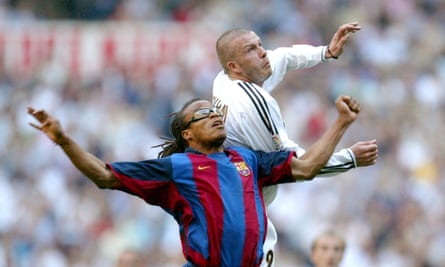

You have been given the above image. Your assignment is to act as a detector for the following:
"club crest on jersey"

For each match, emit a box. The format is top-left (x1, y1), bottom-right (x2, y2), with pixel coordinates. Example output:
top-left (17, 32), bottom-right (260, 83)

top-left (272, 134), bottom-right (283, 151)
top-left (234, 161), bottom-right (250, 176)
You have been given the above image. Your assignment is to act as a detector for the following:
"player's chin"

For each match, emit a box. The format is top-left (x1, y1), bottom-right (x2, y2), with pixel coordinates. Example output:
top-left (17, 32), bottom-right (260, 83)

top-left (261, 68), bottom-right (272, 81)
top-left (211, 135), bottom-right (226, 147)
top-left (265, 63), bottom-right (272, 74)
top-left (207, 126), bottom-right (226, 139)
top-left (217, 132), bottom-right (226, 141)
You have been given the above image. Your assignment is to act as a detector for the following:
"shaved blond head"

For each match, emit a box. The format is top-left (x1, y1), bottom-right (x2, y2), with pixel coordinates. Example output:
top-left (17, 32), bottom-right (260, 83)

top-left (216, 29), bottom-right (252, 72)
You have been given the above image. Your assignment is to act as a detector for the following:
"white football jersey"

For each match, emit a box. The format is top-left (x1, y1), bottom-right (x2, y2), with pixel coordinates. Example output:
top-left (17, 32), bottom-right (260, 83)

top-left (212, 44), bottom-right (356, 267)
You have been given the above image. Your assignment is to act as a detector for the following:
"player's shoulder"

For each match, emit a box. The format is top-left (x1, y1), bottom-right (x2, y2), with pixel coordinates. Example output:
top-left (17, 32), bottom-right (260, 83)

top-left (213, 71), bottom-right (228, 87)
top-left (226, 146), bottom-right (258, 159)
top-left (213, 72), bottom-right (238, 91)
top-left (213, 75), bottom-right (245, 104)
top-left (226, 145), bottom-right (249, 154)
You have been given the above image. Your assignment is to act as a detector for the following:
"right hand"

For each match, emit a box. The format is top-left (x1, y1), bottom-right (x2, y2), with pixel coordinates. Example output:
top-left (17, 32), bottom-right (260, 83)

top-left (327, 22), bottom-right (361, 58)
top-left (335, 95), bottom-right (361, 124)
top-left (28, 107), bottom-right (66, 145)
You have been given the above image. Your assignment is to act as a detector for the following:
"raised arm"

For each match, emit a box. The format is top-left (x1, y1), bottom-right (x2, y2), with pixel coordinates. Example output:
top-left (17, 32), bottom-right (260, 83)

top-left (325, 22), bottom-right (361, 59)
top-left (27, 107), bottom-right (120, 189)
top-left (290, 96), bottom-right (362, 180)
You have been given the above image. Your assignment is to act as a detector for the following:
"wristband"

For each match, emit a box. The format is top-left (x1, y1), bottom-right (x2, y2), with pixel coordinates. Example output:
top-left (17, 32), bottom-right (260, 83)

top-left (327, 47), bottom-right (338, 59)
top-left (346, 148), bottom-right (357, 168)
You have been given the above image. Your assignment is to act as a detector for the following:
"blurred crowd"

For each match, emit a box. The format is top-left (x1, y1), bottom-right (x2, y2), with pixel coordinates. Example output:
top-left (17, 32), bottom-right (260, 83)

top-left (1, 0), bottom-right (445, 266)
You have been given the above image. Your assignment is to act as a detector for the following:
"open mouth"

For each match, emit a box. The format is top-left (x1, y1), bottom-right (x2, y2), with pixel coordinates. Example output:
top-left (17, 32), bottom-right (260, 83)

top-left (212, 120), bottom-right (224, 127)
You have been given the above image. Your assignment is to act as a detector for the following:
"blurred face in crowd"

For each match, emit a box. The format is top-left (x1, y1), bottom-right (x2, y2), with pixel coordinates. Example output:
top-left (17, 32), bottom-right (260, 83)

top-left (310, 231), bottom-right (346, 267)
top-left (116, 250), bottom-right (143, 267)
top-left (181, 100), bottom-right (226, 150)
top-left (218, 30), bottom-right (272, 86)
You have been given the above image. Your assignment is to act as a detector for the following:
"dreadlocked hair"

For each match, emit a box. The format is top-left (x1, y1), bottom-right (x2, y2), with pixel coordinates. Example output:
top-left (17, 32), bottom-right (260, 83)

top-left (153, 98), bottom-right (204, 158)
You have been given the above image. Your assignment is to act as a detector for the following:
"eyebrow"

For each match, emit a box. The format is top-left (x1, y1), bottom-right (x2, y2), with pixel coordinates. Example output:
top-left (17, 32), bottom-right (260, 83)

top-left (193, 106), bottom-right (212, 111)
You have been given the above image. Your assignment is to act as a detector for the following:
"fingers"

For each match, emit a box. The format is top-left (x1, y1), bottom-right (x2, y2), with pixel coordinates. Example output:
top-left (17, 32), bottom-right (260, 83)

top-left (29, 120), bottom-right (52, 130)
top-left (334, 23), bottom-right (360, 46)
top-left (28, 106), bottom-right (51, 132)
top-left (28, 107), bottom-right (49, 122)
top-left (351, 103), bottom-right (361, 113)
top-left (344, 22), bottom-right (359, 27)
top-left (341, 22), bottom-right (361, 33)
top-left (344, 96), bottom-right (361, 113)
top-left (356, 151), bottom-right (378, 166)
top-left (361, 139), bottom-right (377, 145)
top-left (361, 151), bottom-right (378, 166)
top-left (29, 122), bottom-right (41, 130)
top-left (359, 157), bottom-right (378, 166)
top-left (353, 140), bottom-right (379, 166)
top-left (350, 140), bottom-right (378, 152)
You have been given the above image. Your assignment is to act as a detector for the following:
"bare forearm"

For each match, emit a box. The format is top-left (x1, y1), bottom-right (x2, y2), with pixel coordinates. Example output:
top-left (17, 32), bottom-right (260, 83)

top-left (291, 118), bottom-right (350, 180)
top-left (58, 136), bottom-right (120, 188)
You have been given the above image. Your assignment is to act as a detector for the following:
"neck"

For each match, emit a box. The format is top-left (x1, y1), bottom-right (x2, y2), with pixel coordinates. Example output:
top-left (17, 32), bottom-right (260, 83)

top-left (227, 73), bottom-right (263, 87)
top-left (189, 145), bottom-right (224, 155)
top-left (188, 139), bottom-right (225, 155)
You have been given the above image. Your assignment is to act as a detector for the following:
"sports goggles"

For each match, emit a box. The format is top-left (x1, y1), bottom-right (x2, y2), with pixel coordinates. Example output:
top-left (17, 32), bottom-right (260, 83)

top-left (185, 107), bottom-right (223, 128)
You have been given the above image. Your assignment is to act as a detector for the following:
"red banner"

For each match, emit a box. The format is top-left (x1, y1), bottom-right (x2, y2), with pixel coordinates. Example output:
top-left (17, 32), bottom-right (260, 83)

top-left (0, 22), bottom-right (219, 78)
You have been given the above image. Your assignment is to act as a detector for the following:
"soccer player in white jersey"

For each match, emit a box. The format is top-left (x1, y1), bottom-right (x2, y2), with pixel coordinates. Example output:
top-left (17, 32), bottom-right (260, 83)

top-left (212, 22), bottom-right (378, 267)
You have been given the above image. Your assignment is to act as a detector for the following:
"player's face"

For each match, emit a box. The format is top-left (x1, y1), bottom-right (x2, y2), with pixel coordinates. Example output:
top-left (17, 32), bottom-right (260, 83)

top-left (231, 31), bottom-right (272, 86)
top-left (310, 235), bottom-right (345, 267)
top-left (182, 100), bottom-right (226, 147)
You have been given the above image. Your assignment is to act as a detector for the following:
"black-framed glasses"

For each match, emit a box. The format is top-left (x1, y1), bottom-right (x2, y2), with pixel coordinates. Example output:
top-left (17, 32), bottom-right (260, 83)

top-left (185, 107), bottom-right (223, 129)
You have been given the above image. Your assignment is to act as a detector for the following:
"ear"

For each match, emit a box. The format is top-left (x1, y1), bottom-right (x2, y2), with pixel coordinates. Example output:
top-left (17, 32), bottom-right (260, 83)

top-left (227, 61), bottom-right (242, 74)
top-left (182, 128), bottom-right (193, 142)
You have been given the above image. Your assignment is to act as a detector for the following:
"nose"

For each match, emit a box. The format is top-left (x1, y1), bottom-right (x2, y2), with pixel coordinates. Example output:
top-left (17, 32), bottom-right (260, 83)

top-left (259, 47), bottom-right (267, 58)
top-left (208, 109), bottom-right (222, 118)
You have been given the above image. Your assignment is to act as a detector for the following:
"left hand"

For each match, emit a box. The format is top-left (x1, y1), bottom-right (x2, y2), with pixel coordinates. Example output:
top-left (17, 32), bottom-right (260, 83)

top-left (349, 139), bottom-right (378, 166)
top-left (326, 22), bottom-right (361, 59)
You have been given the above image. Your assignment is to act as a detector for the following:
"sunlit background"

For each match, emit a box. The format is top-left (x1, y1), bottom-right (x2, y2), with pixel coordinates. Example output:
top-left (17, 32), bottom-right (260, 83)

top-left (1, 0), bottom-right (445, 266)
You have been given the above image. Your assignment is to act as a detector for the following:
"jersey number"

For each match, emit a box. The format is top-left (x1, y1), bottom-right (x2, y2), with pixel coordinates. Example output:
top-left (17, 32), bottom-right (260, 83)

top-left (266, 250), bottom-right (274, 267)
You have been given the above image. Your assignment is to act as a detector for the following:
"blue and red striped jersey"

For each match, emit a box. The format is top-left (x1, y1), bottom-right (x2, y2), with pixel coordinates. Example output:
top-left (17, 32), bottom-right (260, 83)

top-left (107, 147), bottom-right (295, 267)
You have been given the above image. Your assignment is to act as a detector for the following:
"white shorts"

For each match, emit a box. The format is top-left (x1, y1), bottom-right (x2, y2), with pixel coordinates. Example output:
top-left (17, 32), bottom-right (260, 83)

top-left (260, 217), bottom-right (277, 267)
top-left (260, 185), bottom-right (279, 267)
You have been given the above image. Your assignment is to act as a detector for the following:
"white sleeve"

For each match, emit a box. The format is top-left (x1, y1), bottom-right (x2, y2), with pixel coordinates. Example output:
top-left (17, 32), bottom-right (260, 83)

top-left (295, 146), bottom-right (357, 177)
top-left (263, 45), bottom-right (326, 92)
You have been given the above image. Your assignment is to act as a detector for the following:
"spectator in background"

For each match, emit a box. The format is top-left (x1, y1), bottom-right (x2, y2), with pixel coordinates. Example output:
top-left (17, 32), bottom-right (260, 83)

top-left (115, 249), bottom-right (144, 267)
top-left (310, 229), bottom-right (346, 267)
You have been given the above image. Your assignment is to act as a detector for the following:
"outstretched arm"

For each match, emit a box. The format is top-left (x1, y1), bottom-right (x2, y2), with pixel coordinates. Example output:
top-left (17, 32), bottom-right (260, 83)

top-left (290, 96), bottom-right (361, 180)
top-left (325, 22), bottom-right (361, 59)
top-left (27, 107), bottom-right (120, 189)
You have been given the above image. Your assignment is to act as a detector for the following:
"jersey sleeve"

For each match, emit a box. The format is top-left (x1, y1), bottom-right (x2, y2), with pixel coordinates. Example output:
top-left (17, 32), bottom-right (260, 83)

top-left (106, 158), bottom-right (174, 207)
top-left (291, 146), bottom-right (356, 177)
top-left (316, 148), bottom-right (356, 176)
top-left (253, 150), bottom-right (296, 187)
top-left (264, 45), bottom-right (325, 92)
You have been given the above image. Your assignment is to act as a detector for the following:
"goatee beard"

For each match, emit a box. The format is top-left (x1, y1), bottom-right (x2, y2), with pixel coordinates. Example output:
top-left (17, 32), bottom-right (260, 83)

top-left (209, 136), bottom-right (225, 148)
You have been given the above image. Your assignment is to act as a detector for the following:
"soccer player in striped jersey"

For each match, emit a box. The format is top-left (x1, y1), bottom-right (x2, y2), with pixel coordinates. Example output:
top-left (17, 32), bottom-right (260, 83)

top-left (28, 95), bottom-right (360, 267)
top-left (212, 22), bottom-right (378, 267)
